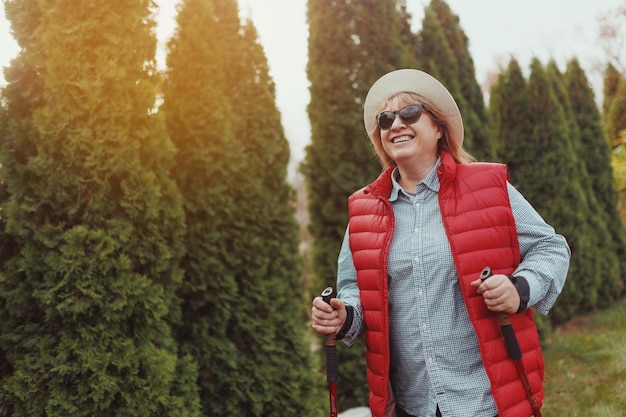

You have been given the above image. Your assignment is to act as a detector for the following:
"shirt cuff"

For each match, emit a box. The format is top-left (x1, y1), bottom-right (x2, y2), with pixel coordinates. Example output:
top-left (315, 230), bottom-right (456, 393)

top-left (335, 305), bottom-right (354, 340)
top-left (507, 274), bottom-right (530, 313)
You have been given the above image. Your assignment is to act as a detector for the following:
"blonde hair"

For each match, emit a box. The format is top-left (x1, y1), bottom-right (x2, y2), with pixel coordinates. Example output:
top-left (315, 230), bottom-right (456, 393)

top-left (367, 92), bottom-right (475, 169)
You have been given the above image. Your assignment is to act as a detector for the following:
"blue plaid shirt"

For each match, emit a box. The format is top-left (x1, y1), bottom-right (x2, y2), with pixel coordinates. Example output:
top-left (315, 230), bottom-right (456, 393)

top-left (337, 159), bottom-right (570, 417)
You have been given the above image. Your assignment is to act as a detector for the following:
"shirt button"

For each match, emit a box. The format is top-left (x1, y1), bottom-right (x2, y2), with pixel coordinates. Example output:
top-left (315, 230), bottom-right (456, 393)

top-left (415, 202), bottom-right (421, 208)
top-left (414, 227), bottom-right (419, 233)
top-left (417, 289), bottom-right (423, 297)
top-left (421, 323), bottom-right (428, 330)
top-left (427, 357), bottom-right (433, 363)
top-left (414, 256), bottom-right (420, 263)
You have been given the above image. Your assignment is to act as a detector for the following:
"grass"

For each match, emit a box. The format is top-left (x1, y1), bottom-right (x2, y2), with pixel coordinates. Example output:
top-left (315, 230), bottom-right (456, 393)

top-left (542, 297), bottom-right (626, 416)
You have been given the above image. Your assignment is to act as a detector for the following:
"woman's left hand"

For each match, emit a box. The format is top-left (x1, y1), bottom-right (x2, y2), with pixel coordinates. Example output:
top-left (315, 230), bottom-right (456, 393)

top-left (470, 274), bottom-right (520, 314)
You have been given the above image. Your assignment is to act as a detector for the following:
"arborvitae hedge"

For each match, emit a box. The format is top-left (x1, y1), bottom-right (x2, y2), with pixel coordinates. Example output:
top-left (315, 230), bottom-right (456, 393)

top-left (162, 0), bottom-right (321, 415)
top-left (603, 63), bottom-right (626, 146)
top-left (489, 58), bottom-right (532, 166)
top-left (602, 63), bottom-right (622, 118)
top-left (605, 76), bottom-right (626, 148)
top-left (423, 0), bottom-right (494, 159)
top-left (547, 61), bottom-right (621, 310)
top-left (0, 0), bottom-right (200, 415)
top-left (564, 59), bottom-right (626, 300)
top-left (490, 58), bottom-right (624, 324)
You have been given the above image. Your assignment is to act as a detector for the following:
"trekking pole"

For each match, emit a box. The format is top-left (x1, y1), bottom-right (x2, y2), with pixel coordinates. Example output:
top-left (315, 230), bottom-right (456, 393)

top-left (321, 286), bottom-right (338, 417)
top-left (480, 267), bottom-right (543, 417)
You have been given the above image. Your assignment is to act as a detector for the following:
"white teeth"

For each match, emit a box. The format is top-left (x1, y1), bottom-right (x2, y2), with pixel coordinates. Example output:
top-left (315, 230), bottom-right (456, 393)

top-left (392, 136), bottom-right (412, 144)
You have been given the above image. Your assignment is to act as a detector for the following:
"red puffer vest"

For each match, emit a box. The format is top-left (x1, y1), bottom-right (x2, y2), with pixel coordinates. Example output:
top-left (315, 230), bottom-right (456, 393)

top-left (347, 151), bottom-right (544, 417)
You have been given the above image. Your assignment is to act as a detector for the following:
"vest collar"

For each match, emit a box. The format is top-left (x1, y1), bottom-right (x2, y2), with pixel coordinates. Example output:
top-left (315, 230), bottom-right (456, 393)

top-left (366, 151), bottom-right (457, 200)
top-left (436, 150), bottom-right (458, 187)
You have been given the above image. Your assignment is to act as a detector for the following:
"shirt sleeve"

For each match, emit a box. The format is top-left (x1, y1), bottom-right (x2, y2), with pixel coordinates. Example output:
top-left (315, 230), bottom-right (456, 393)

top-left (336, 226), bottom-right (365, 346)
top-left (508, 182), bottom-right (571, 314)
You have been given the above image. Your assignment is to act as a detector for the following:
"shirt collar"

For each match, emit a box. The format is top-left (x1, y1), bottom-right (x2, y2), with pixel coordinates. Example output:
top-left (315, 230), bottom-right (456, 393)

top-left (389, 157), bottom-right (441, 201)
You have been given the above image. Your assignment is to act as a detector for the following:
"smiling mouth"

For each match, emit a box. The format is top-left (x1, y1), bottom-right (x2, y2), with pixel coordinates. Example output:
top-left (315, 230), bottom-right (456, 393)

top-left (391, 135), bottom-right (412, 144)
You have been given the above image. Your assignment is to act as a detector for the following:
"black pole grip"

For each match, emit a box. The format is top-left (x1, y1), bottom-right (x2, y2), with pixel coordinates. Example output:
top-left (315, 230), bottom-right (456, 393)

top-left (325, 345), bottom-right (338, 383)
top-left (480, 266), bottom-right (523, 360)
top-left (501, 323), bottom-right (522, 360)
top-left (321, 287), bottom-right (339, 384)
top-left (321, 287), bottom-right (337, 346)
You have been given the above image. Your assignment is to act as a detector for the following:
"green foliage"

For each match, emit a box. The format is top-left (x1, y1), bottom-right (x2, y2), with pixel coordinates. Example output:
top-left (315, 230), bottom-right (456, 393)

top-left (603, 64), bottom-right (626, 227)
top-left (490, 58), bottom-right (625, 324)
top-left (534, 312), bottom-right (553, 345)
top-left (548, 61), bottom-right (622, 309)
top-left (0, 0), bottom-right (200, 415)
top-left (564, 59), bottom-right (626, 299)
top-left (606, 77), bottom-right (626, 148)
top-left (602, 63), bottom-right (624, 141)
top-left (305, 0), bottom-right (412, 288)
top-left (488, 58), bottom-right (532, 166)
top-left (613, 131), bottom-right (626, 225)
top-left (161, 0), bottom-right (321, 415)
top-left (521, 60), bottom-right (588, 323)
top-left (419, 0), bottom-right (494, 160)
top-left (542, 298), bottom-right (626, 416)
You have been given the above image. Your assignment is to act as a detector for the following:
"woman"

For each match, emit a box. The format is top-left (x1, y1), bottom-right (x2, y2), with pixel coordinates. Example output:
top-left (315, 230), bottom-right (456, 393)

top-left (311, 69), bottom-right (570, 417)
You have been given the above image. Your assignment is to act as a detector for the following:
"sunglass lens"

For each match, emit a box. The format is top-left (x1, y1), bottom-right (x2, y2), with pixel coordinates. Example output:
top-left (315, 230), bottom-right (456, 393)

top-left (399, 105), bottom-right (421, 124)
top-left (376, 104), bottom-right (423, 130)
top-left (377, 112), bottom-right (395, 130)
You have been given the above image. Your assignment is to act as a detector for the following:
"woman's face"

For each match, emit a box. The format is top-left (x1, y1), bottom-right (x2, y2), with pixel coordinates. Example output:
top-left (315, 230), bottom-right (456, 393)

top-left (378, 98), bottom-right (442, 167)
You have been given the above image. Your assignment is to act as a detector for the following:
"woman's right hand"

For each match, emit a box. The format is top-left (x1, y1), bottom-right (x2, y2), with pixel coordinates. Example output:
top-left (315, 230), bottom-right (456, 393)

top-left (311, 296), bottom-right (347, 337)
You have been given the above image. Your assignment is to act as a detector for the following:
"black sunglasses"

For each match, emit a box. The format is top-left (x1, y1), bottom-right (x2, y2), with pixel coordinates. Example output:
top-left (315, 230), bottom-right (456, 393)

top-left (376, 104), bottom-right (425, 130)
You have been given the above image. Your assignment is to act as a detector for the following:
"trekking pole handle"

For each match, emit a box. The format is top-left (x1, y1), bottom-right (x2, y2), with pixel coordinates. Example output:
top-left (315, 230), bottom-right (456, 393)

top-left (321, 287), bottom-right (338, 383)
top-left (321, 288), bottom-right (337, 348)
top-left (480, 267), bottom-right (522, 360)
top-left (322, 286), bottom-right (336, 305)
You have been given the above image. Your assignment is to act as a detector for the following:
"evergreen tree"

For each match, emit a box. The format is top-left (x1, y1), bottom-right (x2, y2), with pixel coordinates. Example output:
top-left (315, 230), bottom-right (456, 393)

top-left (604, 64), bottom-right (626, 227)
top-left (0, 2), bottom-right (45, 410)
top-left (547, 61), bottom-right (621, 308)
top-left (488, 58), bottom-right (532, 166)
top-left (305, 0), bottom-right (414, 289)
top-left (302, 0), bottom-right (418, 408)
top-left (522, 60), bottom-right (578, 321)
top-left (520, 59), bottom-right (599, 323)
top-left (424, 0), bottom-right (494, 160)
top-left (0, 0), bottom-right (200, 415)
top-left (0, 90), bottom-right (14, 417)
top-left (487, 59), bottom-right (553, 337)
top-left (602, 63), bottom-right (622, 123)
top-left (161, 0), bottom-right (320, 415)
top-left (490, 58), bottom-right (603, 323)
top-left (564, 58), bottom-right (626, 299)
top-left (305, 0), bottom-right (417, 410)
top-left (416, 6), bottom-right (460, 103)
top-left (605, 76), bottom-right (626, 148)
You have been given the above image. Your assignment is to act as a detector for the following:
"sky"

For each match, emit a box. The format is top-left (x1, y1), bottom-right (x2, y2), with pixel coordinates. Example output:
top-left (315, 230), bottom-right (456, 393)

top-left (1, 0), bottom-right (624, 178)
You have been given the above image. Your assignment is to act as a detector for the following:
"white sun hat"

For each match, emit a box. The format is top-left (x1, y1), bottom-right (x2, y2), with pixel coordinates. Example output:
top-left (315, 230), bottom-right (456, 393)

top-left (363, 69), bottom-right (464, 147)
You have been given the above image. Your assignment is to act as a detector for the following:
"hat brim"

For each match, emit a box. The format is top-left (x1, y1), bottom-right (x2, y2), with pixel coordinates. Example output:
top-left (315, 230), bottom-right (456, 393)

top-left (363, 69), bottom-right (463, 147)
